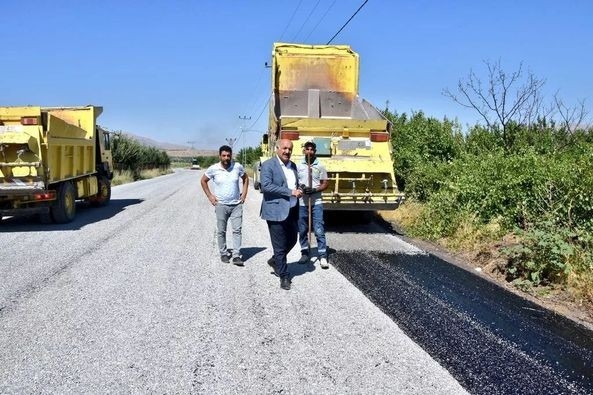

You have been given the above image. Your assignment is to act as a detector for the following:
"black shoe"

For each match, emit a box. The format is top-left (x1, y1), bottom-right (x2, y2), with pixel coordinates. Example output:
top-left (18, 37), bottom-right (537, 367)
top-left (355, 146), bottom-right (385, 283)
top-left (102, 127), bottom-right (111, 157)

top-left (232, 257), bottom-right (244, 266)
top-left (298, 253), bottom-right (309, 264)
top-left (221, 255), bottom-right (230, 263)
top-left (280, 277), bottom-right (291, 290)
top-left (267, 257), bottom-right (275, 267)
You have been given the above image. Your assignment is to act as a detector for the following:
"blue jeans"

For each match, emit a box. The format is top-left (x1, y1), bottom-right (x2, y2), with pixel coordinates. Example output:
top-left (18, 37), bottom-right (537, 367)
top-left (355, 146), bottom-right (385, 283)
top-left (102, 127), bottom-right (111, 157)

top-left (298, 204), bottom-right (326, 257)
top-left (215, 203), bottom-right (243, 258)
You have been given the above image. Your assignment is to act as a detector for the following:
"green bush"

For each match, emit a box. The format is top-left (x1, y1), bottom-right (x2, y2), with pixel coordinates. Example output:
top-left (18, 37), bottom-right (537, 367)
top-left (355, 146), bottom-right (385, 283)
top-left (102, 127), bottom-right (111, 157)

top-left (387, 108), bottom-right (593, 290)
top-left (385, 110), bottom-right (463, 191)
top-left (502, 225), bottom-right (593, 288)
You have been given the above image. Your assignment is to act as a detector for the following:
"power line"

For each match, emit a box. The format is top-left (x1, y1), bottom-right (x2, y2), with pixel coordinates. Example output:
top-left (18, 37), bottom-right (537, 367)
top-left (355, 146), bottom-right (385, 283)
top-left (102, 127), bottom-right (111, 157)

top-left (279, 0), bottom-right (304, 42)
top-left (326, 0), bottom-right (369, 44)
top-left (238, 0), bottom-right (329, 151)
top-left (304, 0), bottom-right (337, 42)
top-left (246, 94), bottom-right (271, 132)
top-left (246, 69), bottom-right (267, 116)
top-left (239, 115), bottom-right (251, 165)
top-left (239, 0), bottom-right (303, 145)
top-left (291, 0), bottom-right (321, 42)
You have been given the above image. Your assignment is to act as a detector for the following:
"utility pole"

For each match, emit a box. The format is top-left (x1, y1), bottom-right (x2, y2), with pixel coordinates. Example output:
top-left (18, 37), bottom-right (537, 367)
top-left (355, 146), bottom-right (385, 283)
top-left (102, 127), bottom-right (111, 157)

top-left (187, 141), bottom-right (197, 150)
top-left (239, 115), bottom-right (251, 166)
top-left (225, 138), bottom-right (237, 149)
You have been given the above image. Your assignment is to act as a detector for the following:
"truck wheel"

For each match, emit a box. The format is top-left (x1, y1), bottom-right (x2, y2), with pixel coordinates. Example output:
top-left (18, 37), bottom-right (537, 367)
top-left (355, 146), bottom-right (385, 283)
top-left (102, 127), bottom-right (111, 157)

top-left (51, 182), bottom-right (76, 223)
top-left (89, 176), bottom-right (111, 207)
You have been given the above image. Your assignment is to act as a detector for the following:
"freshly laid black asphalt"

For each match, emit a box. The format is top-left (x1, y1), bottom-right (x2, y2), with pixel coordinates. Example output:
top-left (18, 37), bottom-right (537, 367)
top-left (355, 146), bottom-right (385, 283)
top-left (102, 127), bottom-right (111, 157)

top-left (331, 250), bottom-right (593, 395)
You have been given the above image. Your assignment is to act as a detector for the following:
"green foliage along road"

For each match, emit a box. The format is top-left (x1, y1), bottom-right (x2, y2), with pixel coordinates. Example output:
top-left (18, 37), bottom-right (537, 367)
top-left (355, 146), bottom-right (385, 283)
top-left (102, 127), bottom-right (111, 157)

top-left (386, 109), bottom-right (593, 303)
top-left (111, 133), bottom-right (171, 179)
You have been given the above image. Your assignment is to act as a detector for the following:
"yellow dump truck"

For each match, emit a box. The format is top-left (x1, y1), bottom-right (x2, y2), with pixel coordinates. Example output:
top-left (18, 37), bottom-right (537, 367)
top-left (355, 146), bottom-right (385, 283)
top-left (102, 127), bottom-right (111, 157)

top-left (253, 42), bottom-right (403, 210)
top-left (0, 105), bottom-right (113, 223)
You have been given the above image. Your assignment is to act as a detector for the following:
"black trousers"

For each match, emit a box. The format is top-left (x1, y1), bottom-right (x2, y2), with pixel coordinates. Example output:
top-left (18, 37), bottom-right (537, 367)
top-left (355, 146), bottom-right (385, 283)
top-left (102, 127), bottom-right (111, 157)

top-left (267, 205), bottom-right (299, 278)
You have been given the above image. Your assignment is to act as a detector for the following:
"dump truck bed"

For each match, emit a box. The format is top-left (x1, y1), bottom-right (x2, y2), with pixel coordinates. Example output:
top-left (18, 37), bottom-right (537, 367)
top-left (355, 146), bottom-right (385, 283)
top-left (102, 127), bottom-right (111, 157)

top-left (0, 106), bottom-right (101, 185)
top-left (277, 89), bottom-right (386, 121)
top-left (257, 43), bottom-right (403, 211)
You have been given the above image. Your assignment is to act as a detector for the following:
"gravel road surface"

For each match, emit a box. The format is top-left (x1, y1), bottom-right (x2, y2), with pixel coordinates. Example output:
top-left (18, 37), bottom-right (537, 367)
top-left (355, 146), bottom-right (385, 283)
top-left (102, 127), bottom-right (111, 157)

top-left (0, 170), bottom-right (467, 394)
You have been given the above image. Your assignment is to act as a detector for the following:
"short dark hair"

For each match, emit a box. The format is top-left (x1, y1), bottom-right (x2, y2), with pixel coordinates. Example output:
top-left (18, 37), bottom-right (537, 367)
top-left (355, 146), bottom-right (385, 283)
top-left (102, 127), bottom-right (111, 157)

top-left (304, 141), bottom-right (316, 150)
top-left (219, 145), bottom-right (232, 155)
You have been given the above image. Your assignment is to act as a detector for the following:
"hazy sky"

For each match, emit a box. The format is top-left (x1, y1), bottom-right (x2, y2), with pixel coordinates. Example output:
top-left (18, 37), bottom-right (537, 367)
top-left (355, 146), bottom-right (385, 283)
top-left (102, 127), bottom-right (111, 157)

top-left (2, 0), bottom-right (591, 150)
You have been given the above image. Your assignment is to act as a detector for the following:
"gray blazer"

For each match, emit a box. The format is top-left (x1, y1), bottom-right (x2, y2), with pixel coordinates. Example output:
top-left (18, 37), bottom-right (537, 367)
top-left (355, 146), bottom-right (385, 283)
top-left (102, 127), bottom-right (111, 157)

top-left (260, 156), bottom-right (298, 221)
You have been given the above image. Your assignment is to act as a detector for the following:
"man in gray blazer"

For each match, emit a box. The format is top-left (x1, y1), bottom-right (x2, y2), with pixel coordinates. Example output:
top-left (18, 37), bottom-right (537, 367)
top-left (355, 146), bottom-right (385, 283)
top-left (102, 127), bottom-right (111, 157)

top-left (260, 139), bottom-right (303, 290)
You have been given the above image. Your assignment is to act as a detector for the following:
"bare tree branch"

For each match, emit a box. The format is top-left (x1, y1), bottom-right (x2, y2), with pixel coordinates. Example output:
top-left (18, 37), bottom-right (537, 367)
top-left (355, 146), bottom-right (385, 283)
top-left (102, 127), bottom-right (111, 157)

top-left (554, 93), bottom-right (588, 134)
top-left (443, 59), bottom-right (546, 150)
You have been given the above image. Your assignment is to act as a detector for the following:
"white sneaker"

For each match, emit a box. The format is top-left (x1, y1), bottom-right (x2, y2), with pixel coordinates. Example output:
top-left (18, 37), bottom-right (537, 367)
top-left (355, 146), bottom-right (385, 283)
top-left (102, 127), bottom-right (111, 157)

top-left (319, 256), bottom-right (329, 269)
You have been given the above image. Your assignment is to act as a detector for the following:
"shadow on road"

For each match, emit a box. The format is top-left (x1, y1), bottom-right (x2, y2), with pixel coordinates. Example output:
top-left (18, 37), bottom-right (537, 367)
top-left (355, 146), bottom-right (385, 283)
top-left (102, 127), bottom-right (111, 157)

top-left (0, 199), bottom-right (144, 232)
top-left (239, 246), bottom-right (268, 262)
top-left (324, 211), bottom-right (394, 235)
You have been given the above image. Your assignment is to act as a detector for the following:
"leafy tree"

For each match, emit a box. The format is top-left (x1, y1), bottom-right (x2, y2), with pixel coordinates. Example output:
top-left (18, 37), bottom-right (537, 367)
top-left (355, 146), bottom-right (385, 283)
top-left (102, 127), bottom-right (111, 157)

top-left (236, 146), bottom-right (263, 166)
top-left (384, 110), bottom-right (463, 192)
top-left (464, 124), bottom-right (504, 155)
top-left (111, 133), bottom-right (170, 178)
top-left (111, 133), bottom-right (142, 172)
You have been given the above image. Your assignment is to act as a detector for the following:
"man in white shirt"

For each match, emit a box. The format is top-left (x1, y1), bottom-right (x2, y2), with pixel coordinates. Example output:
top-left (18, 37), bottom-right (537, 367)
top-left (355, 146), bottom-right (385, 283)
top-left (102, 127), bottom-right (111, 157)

top-left (201, 145), bottom-right (249, 266)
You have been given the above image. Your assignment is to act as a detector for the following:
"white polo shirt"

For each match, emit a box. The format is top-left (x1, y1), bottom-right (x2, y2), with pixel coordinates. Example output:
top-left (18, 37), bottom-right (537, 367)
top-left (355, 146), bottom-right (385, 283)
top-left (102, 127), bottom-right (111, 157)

top-left (204, 161), bottom-right (245, 205)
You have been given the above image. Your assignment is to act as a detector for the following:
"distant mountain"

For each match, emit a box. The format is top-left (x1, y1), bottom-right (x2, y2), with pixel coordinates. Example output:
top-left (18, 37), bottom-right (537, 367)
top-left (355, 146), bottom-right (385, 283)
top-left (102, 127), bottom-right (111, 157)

top-left (122, 132), bottom-right (189, 150)
top-left (122, 132), bottom-right (218, 157)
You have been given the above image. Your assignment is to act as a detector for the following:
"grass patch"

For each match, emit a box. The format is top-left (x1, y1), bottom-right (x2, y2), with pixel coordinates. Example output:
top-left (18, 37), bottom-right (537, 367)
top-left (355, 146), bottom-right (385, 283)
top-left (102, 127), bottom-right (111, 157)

top-left (112, 168), bottom-right (172, 186)
top-left (439, 215), bottom-right (505, 252)
top-left (379, 200), bottom-right (424, 230)
top-left (170, 161), bottom-right (192, 168)
top-left (112, 170), bottom-right (135, 186)
top-left (136, 168), bottom-right (172, 180)
top-left (568, 269), bottom-right (593, 308)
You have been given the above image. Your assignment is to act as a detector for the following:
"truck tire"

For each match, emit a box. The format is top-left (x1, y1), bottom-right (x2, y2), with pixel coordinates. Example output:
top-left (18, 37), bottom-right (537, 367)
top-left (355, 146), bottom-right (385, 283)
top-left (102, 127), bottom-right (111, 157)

top-left (51, 181), bottom-right (76, 223)
top-left (89, 176), bottom-right (111, 207)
